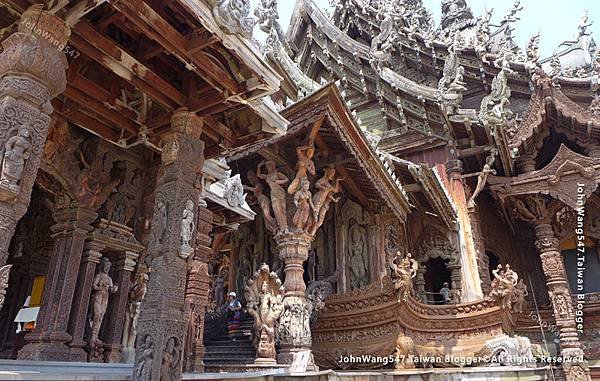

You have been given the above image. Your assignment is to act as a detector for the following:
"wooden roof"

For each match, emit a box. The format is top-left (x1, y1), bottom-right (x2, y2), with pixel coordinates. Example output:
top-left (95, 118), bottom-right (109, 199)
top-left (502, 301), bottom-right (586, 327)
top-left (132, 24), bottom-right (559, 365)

top-left (228, 84), bottom-right (411, 222)
top-left (2, 0), bottom-right (287, 158)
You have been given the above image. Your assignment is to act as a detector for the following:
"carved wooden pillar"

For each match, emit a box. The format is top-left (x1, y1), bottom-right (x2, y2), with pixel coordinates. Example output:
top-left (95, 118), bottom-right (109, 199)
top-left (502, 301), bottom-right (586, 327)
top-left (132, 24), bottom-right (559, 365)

top-left (468, 207), bottom-right (491, 294)
top-left (68, 241), bottom-right (104, 361)
top-left (443, 158), bottom-right (483, 301)
top-left (183, 201), bottom-right (212, 372)
top-left (0, 6), bottom-right (69, 270)
top-left (512, 196), bottom-right (590, 381)
top-left (448, 264), bottom-right (462, 295)
top-left (275, 231), bottom-right (313, 364)
top-left (103, 251), bottom-right (138, 363)
top-left (133, 109), bottom-right (204, 381)
top-left (18, 205), bottom-right (97, 361)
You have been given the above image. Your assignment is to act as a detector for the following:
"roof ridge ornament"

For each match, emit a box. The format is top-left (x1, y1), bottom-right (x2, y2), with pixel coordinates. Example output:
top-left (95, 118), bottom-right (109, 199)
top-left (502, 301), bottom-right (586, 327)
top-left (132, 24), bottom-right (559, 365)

top-left (212, 0), bottom-right (256, 38)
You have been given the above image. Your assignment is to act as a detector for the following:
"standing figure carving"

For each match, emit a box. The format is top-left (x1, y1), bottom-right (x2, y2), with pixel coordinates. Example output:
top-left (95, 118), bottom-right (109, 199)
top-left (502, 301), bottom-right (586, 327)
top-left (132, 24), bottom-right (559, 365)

top-left (90, 257), bottom-right (118, 344)
top-left (309, 166), bottom-right (343, 235)
top-left (348, 220), bottom-right (368, 289)
top-left (179, 200), bottom-right (196, 259)
top-left (292, 178), bottom-right (314, 232)
top-left (160, 336), bottom-right (181, 381)
top-left (152, 201), bottom-right (168, 245)
top-left (306, 249), bottom-right (317, 282)
top-left (135, 335), bottom-right (154, 379)
top-left (488, 264), bottom-right (518, 310)
top-left (244, 264), bottom-right (285, 364)
top-left (257, 160), bottom-right (289, 233)
top-left (390, 252), bottom-right (418, 302)
top-left (245, 170), bottom-right (277, 234)
top-left (122, 272), bottom-right (149, 357)
top-left (467, 151), bottom-right (497, 209)
top-left (0, 127), bottom-right (31, 188)
top-left (287, 143), bottom-right (316, 194)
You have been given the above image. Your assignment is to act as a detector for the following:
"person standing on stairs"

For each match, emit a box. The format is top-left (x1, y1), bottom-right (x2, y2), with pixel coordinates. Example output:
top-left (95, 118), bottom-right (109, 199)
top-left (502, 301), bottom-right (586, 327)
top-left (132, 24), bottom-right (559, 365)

top-left (225, 292), bottom-right (242, 341)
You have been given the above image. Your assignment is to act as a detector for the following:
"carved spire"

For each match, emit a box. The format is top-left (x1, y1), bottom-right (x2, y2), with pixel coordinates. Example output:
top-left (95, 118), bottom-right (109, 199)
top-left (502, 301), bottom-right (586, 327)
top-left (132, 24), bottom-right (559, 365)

top-left (440, 0), bottom-right (473, 31)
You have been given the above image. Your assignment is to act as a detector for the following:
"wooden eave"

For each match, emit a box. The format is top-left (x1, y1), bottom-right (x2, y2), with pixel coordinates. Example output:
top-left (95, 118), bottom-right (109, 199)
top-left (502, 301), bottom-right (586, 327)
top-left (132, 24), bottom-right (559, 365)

top-left (381, 152), bottom-right (456, 230)
top-left (506, 85), bottom-right (600, 159)
top-left (229, 85), bottom-right (411, 222)
top-left (3, 0), bottom-right (287, 159)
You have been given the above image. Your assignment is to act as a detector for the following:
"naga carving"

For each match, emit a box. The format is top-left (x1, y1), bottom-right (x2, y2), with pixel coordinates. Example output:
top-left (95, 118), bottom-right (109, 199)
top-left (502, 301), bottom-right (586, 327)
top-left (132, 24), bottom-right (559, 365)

top-left (244, 264), bottom-right (285, 364)
top-left (488, 264), bottom-right (518, 311)
top-left (389, 252), bottom-right (418, 302)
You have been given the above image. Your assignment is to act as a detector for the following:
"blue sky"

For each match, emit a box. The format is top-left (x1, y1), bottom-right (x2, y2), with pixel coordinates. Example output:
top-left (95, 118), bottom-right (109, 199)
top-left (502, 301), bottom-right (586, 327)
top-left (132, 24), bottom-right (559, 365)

top-left (252, 0), bottom-right (599, 58)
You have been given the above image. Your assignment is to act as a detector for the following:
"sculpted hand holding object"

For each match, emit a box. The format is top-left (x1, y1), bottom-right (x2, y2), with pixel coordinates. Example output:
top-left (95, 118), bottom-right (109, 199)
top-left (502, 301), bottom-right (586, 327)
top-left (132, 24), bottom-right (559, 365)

top-left (257, 160), bottom-right (289, 233)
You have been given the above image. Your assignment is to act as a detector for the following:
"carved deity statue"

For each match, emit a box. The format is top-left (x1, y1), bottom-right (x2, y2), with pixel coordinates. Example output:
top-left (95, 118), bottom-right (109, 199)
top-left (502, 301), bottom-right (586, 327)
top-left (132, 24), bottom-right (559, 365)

top-left (122, 272), bottom-right (148, 351)
top-left (1, 128), bottom-right (31, 187)
top-left (160, 336), bottom-right (181, 381)
top-left (151, 201), bottom-right (168, 246)
top-left (489, 264), bottom-right (518, 310)
top-left (90, 257), bottom-right (118, 344)
top-left (135, 335), bottom-right (154, 379)
top-left (292, 178), bottom-right (314, 232)
top-left (244, 264), bottom-right (285, 363)
top-left (77, 151), bottom-right (120, 209)
top-left (467, 151), bottom-right (497, 209)
top-left (213, 0), bottom-right (256, 38)
top-left (394, 333), bottom-right (416, 369)
top-left (257, 160), bottom-right (289, 233)
top-left (288, 143), bottom-right (316, 194)
top-left (348, 221), bottom-right (368, 289)
top-left (179, 200), bottom-right (196, 259)
top-left (309, 166), bottom-right (343, 235)
top-left (213, 275), bottom-right (225, 311)
top-left (245, 170), bottom-right (277, 234)
top-left (390, 252), bottom-right (418, 302)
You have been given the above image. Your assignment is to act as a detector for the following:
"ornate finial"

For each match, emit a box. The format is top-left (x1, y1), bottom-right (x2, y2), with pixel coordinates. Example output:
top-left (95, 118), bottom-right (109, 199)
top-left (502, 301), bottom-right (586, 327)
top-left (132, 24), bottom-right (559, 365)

top-left (501, 0), bottom-right (523, 25)
top-left (577, 10), bottom-right (592, 39)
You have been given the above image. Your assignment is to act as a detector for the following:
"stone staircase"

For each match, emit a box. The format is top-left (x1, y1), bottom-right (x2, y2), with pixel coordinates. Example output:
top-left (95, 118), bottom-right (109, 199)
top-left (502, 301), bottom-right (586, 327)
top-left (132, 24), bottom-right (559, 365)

top-left (203, 312), bottom-right (256, 372)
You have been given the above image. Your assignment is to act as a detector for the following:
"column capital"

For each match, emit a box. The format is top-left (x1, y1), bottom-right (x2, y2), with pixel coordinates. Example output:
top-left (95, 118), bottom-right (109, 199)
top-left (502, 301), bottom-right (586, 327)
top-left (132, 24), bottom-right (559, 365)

top-left (82, 241), bottom-right (104, 263)
top-left (170, 108), bottom-right (203, 137)
top-left (114, 251), bottom-right (139, 272)
top-left (0, 5), bottom-right (70, 102)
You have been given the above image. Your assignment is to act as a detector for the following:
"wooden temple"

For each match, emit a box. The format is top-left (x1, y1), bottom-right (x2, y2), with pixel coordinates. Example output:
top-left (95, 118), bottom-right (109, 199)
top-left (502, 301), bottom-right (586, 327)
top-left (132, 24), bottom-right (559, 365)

top-left (0, 0), bottom-right (598, 380)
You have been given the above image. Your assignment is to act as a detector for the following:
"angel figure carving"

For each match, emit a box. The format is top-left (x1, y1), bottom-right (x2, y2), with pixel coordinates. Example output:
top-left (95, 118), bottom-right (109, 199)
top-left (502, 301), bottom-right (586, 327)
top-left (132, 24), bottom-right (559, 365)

top-left (390, 252), bottom-right (418, 302)
top-left (292, 178), bottom-right (315, 232)
top-left (489, 264), bottom-right (518, 310)
top-left (244, 170), bottom-right (277, 234)
top-left (467, 151), bottom-right (497, 209)
top-left (287, 142), bottom-right (316, 195)
top-left (309, 166), bottom-right (343, 235)
top-left (244, 264), bottom-right (285, 363)
top-left (257, 160), bottom-right (289, 233)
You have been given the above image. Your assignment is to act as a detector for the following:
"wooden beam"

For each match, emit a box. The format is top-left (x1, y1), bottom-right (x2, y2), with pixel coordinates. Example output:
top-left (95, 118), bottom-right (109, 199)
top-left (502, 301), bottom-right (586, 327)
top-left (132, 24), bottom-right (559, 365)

top-left (187, 33), bottom-right (220, 54)
top-left (4, 0), bottom-right (30, 13)
top-left (63, 84), bottom-right (139, 135)
top-left (71, 22), bottom-right (186, 110)
top-left (109, 0), bottom-right (241, 95)
top-left (335, 164), bottom-right (370, 207)
top-left (52, 98), bottom-right (120, 141)
top-left (64, 0), bottom-right (107, 27)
